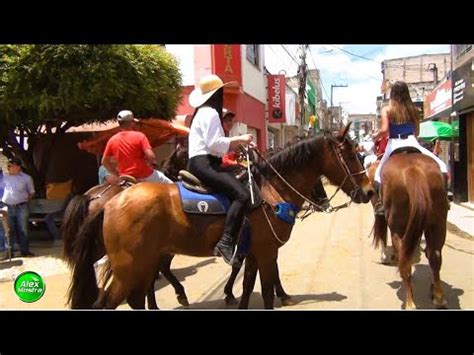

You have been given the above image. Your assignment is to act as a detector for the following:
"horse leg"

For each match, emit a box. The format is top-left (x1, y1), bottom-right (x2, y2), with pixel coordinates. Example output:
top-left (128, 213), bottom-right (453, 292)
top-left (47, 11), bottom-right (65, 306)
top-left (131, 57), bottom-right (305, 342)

top-left (95, 278), bottom-right (128, 309)
top-left (224, 256), bottom-right (244, 305)
top-left (239, 254), bottom-right (258, 309)
top-left (275, 262), bottom-right (294, 306)
top-left (392, 233), bottom-right (416, 309)
top-left (425, 225), bottom-right (447, 309)
top-left (127, 288), bottom-right (146, 309)
top-left (146, 280), bottom-right (159, 310)
top-left (159, 254), bottom-right (189, 307)
top-left (257, 252), bottom-right (278, 310)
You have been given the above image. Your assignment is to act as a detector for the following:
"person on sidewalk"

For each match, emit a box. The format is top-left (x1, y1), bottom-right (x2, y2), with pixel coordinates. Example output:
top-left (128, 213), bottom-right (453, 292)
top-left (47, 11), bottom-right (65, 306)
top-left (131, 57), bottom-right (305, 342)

top-left (0, 158), bottom-right (35, 257)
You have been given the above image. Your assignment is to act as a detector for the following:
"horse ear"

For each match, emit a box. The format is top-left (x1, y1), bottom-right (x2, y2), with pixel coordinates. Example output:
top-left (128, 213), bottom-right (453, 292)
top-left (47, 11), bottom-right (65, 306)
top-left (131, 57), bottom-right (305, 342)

top-left (338, 121), bottom-right (353, 140)
top-left (176, 143), bottom-right (181, 149)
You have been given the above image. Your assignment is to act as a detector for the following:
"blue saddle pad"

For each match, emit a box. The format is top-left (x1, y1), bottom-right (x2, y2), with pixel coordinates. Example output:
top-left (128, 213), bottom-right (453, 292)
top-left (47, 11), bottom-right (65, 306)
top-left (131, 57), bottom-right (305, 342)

top-left (176, 181), bottom-right (230, 215)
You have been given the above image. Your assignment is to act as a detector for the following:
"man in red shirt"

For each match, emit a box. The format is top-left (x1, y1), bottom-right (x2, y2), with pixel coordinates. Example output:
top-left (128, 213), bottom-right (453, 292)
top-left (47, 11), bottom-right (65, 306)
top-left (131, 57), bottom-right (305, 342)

top-left (102, 110), bottom-right (172, 185)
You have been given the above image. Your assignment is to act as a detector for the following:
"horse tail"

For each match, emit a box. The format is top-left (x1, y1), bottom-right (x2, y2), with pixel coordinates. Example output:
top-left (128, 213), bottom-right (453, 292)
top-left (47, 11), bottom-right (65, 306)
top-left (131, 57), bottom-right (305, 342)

top-left (373, 213), bottom-right (388, 249)
top-left (402, 168), bottom-right (431, 263)
top-left (67, 209), bottom-right (104, 309)
top-left (61, 195), bottom-right (90, 265)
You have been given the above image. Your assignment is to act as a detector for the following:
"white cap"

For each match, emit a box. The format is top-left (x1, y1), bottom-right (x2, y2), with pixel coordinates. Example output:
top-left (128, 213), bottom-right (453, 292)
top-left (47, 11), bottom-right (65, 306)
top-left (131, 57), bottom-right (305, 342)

top-left (117, 110), bottom-right (135, 122)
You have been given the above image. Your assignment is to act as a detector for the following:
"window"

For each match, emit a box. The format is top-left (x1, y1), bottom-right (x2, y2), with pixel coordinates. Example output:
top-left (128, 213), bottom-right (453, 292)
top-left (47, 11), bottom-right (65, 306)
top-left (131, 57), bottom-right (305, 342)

top-left (246, 45), bottom-right (260, 68)
top-left (453, 44), bottom-right (472, 59)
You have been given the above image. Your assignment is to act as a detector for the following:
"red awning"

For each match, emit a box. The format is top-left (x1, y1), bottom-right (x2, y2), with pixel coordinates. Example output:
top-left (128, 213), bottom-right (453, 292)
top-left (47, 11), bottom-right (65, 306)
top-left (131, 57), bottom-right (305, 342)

top-left (75, 118), bottom-right (189, 155)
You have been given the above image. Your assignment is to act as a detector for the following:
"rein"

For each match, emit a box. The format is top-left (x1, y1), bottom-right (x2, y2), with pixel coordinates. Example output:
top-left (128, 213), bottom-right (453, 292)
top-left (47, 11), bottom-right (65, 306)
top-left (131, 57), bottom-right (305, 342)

top-left (250, 136), bottom-right (366, 244)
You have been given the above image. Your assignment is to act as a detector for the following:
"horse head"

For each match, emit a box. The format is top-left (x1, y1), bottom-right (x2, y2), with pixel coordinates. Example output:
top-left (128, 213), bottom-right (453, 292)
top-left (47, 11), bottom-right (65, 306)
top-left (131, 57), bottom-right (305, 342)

top-left (322, 122), bottom-right (374, 204)
top-left (162, 144), bottom-right (189, 182)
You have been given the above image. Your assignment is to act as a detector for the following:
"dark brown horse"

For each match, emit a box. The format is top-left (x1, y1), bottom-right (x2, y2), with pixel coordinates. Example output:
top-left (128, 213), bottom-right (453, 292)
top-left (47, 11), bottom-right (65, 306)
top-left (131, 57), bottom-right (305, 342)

top-left (68, 124), bottom-right (374, 309)
top-left (371, 152), bottom-right (449, 309)
top-left (160, 143), bottom-right (189, 182)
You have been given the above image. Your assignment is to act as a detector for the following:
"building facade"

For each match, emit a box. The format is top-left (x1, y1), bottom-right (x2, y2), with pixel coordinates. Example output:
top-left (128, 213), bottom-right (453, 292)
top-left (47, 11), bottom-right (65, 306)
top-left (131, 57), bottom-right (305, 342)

top-left (348, 114), bottom-right (377, 142)
top-left (166, 45), bottom-right (267, 151)
top-left (380, 53), bottom-right (452, 117)
top-left (451, 44), bottom-right (474, 203)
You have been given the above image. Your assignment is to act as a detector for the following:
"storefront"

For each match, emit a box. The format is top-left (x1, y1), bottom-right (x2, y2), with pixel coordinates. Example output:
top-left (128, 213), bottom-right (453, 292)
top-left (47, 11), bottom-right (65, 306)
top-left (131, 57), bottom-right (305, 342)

top-left (423, 78), bottom-right (453, 186)
top-left (452, 58), bottom-right (474, 203)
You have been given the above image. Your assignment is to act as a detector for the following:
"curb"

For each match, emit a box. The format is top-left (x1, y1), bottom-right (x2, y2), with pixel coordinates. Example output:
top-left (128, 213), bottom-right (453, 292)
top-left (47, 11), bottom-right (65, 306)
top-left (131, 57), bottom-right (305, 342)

top-left (446, 221), bottom-right (473, 240)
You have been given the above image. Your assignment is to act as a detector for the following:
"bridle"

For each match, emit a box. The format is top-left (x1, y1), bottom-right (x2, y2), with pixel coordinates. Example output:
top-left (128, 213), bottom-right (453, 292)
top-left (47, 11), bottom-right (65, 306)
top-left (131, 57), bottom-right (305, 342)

top-left (322, 135), bottom-right (367, 212)
top-left (251, 134), bottom-right (367, 244)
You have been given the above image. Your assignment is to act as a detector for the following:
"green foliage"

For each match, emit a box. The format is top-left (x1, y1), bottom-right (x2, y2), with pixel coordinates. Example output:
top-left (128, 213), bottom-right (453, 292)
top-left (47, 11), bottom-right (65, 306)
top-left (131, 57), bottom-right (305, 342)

top-left (0, 45), bottom-right (182, 129)
top-left (0, 45), bottom-right (183, 197)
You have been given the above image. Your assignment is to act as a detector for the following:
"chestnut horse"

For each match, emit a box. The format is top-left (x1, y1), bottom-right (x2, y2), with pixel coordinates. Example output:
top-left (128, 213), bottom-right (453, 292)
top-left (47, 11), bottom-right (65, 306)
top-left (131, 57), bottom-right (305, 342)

top-left (68, 124), bottom-right (374, 309)
top-left (62, 145), bottom-right (190, 309)
top-left (370, 152), bottom-right (449, 309)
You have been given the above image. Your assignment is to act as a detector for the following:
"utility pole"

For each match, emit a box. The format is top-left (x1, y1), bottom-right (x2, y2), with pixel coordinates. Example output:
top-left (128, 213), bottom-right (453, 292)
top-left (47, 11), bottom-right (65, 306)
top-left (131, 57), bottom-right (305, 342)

top-left (330, 84), bottom-right (348, 129)
top-left (298, 45), bottom-right (309, 129)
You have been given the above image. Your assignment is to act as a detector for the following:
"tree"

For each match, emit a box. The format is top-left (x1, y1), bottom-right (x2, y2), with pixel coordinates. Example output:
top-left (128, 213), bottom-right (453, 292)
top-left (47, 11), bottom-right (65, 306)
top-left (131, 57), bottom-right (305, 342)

top-left (0, 45), bottom-right (182, 197)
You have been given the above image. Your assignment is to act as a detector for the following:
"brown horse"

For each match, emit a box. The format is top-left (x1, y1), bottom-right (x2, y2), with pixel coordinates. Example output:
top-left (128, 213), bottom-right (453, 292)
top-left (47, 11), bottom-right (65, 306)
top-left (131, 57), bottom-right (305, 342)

top-left (371, 152), bottom-right (449, 309)
top-left (68, 124), bottom-right (374, 309)
top-left (367, 160), bottom-right (396, 264)
top-left (62, 145), bottom-right (191, 309)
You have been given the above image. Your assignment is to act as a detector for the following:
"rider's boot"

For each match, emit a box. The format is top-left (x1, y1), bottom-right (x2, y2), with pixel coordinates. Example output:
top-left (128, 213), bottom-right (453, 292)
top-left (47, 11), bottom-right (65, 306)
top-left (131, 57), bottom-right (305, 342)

top-left (214, 233), bottom-right (237, 264)
top-left (214, 218), bottom-right (244, 266)
top-left (373, 181), bottom-right (385, 216)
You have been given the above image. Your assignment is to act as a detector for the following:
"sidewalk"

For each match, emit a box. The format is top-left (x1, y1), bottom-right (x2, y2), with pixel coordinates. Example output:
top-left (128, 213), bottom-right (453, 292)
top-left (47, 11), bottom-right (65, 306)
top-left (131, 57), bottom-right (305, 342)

top-left (447, 202), bottom-right (473, 239)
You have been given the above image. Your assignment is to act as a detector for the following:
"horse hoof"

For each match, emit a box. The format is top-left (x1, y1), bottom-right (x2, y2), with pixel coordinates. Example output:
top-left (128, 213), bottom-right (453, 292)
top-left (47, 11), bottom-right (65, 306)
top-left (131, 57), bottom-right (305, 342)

top-left (177, 295), bottom-right (189, 307)
top-left (434, 299), bottom-right (448, 309)
top-left (225, 296), bottom-right (238, 305)
top-left (280, 296), bottom-right (296, 306)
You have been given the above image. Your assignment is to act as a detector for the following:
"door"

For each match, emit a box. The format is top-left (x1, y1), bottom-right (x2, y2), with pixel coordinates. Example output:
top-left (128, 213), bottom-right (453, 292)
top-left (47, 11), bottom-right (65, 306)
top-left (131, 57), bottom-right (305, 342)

top-left (468, 114), bottom-right (474, 202)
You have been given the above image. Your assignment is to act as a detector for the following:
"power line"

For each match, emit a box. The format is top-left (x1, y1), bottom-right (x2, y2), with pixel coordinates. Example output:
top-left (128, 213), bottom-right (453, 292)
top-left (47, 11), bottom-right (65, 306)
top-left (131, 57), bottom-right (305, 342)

top-left (267, 45), bottom-right (293, 74)
top-left (333, 46), bottom-right (437, 70)
top-left (308, 48), bottom-right (330, 102)
top-left (281, 45), bottom-right (299, 65)
top-left (333, 46), bottom-right (379, 63)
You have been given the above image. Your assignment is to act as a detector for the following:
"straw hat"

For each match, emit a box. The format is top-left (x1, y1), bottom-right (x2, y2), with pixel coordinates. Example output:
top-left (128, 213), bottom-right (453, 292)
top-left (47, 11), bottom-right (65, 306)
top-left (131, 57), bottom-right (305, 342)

top-left (189, 74), bottom-right (236, 108)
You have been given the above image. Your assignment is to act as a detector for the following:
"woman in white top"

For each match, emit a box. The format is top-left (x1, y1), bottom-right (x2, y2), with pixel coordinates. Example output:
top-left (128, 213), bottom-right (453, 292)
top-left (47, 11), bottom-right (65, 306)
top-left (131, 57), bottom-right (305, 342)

top-left (188, 74), bottom-right (254, 265)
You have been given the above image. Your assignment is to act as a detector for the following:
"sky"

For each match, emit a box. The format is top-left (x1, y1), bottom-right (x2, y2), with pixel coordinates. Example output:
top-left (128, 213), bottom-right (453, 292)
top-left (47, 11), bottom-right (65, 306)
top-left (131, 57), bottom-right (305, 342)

top-left (264, 45), bottom-right (451, 115)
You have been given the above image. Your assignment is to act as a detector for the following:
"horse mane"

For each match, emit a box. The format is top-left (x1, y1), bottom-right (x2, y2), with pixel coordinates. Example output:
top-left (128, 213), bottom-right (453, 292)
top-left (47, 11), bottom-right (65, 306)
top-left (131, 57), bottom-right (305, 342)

top-left (259, 134), bottom-right (326, 177)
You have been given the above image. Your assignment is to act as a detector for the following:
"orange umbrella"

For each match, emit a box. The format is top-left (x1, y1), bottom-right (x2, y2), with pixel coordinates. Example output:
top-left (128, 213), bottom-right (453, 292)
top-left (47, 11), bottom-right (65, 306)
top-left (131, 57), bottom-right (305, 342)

top-left (76, 118), bottom-right (189, 155)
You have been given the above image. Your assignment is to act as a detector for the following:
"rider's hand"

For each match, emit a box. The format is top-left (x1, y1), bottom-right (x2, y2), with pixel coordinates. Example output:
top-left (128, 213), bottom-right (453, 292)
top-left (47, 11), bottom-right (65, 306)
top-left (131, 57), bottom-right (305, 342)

top-left (239, 134), bottom-right (254, 145)
top-left (106, 174), bottom-right (119, 185)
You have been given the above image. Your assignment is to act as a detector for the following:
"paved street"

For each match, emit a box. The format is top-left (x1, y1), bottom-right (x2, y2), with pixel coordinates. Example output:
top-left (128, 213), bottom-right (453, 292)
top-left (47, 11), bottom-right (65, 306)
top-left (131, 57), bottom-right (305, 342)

top-left (1, 185), bottom-right (472, 310)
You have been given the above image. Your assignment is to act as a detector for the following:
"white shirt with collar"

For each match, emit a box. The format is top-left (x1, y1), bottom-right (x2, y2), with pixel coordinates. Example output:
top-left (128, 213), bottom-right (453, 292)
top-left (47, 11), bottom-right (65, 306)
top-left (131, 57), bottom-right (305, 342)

top-left (188, 107), bottom-right (231, 159)
top-left (1, 171), bottom-right (35, 205)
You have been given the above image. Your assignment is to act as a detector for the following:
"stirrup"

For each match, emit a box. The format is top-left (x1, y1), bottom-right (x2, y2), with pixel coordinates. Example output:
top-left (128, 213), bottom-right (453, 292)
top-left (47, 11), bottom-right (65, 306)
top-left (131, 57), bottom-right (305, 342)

top-left (214, 243), bottom-right (238, 265)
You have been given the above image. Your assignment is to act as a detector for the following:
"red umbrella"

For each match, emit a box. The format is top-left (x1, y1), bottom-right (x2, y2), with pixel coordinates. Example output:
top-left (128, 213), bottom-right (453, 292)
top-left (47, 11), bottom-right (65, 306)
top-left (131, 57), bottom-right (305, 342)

top-left (76, 118), bottom-right (189, 155)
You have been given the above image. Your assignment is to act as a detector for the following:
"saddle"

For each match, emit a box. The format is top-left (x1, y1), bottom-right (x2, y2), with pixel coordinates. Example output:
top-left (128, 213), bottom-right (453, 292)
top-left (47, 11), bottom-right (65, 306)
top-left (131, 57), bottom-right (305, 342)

top-left (118, 175), bottom-right (138, 188)
top-left (390, 146), bottom-right (421, 157)
top-left (177, 169), bottom-right (262, 215)
top-left (178, 169), bottom-right (247, 194)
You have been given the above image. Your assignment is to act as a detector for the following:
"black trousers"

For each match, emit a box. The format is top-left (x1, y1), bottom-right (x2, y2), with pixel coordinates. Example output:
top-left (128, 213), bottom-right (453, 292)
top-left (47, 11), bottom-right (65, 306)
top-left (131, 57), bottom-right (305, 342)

top-left (188, 155), bottom-right (250, 238)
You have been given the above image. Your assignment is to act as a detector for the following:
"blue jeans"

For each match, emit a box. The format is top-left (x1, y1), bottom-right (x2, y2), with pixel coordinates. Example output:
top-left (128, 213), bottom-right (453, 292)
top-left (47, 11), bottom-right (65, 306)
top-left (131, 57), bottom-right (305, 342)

top-left (0, 222), bottom-right (5, 252)
top-left (45, 210), bottom-right (62, 240)
top-left (7, 203), bottom-right (30, 254)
